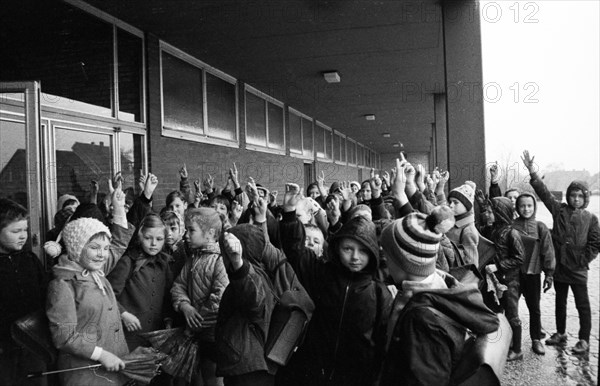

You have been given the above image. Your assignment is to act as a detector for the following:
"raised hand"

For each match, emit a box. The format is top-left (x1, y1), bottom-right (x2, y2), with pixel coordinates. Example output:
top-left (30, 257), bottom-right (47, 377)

top-left (283, 183), bottom-right (302, 212)
top-left (390, 158), bottom-right (407, 200)
top-left (179, 164), bottom-right (188, 179)
top-left (144, 173), bottom-right (158, 199)
top-left (229, 163), bottom-right (240, 189)
top-left (90, 180), bottom-right (99, 204)
top-left (194, 179), bottom-right (201, 194)
top-left (370, 173), bottom-right (382, 199)
top-left (245, 177), bottom-right (259, 204)
top-left (489, 162), bottom-right (499, 183)
top-left (425, 174), bottom-right (435, 192)
top-left (381, 171), bottom-right (391, 188)
top-left (138, 170), bottom-right (147, 193)
top-left (521, 150), bottom-right (536, 174)
top-left (415, 164), bottom-right (425, 192)
top-left (112, 171), bottom-right (123, 191)
top-left (222, 232), bottom-right (243, 270)
top-left (253, 197), bottom-right (268, 223)
top-left (269, 190), bottom-right (278, 205)
top-left (339, 181), bottom-right (351, 201)
top-left (203, 174), bottom-right (214, 194)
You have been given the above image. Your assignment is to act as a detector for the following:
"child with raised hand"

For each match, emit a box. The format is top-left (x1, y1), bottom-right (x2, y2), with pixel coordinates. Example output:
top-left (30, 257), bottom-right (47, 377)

top-left (107, 213), bottom-right (174, 350)
top-left (46, 187), bottom-right (131, 386)
top-left (522, 150), bottom-right (599, 354)
top-left (171, 208), bottom-right (229, 386)
top-left (278, 183), bottom-right (392, 386)
top-left (512, 192), bottom-right (556, 355)
top-left (0, 198), bottom-right (48, 385)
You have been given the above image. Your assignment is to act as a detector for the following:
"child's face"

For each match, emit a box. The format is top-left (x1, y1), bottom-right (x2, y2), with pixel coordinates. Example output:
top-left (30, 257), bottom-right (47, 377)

top-left (304, 228), bottom-right (324, 257)
top-left (350, 184), bottom-right (360, 194)
top-left (185, 221), bottom-right (216, 248)
top-left (448, 198), bottom-right (467, 216)
top-left (139, 227), bottom-right (166, 256)
top-left (164, 222), bottom-right (183, 247)
top-left (80, 235), bottom-right (110, 272)
top-left (307, 186), bottom-right (320, 200)
top-left (505, 191), bottom-right (519, 209)
top-left (337, 238), bottom-right (369, 272)
top-left (0, 219), bottom-right (28, 253)
top-left (360, 183), bottom-right (372, 201)
top-left (168, 198), bottom-right (187, 217)
top-left (568, 189), bottom-right (585, 209)
top-left (210, 202), bottom-right (228, 217)
top-left (517, 197), bottom-right (535, 219)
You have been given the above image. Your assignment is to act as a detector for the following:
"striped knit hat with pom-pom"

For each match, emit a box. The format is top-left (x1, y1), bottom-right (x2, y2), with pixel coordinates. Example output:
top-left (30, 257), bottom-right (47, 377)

top-left (61, 218), bottom-right (111, 261)
top-left (381, 206), bottom-right (455, 277)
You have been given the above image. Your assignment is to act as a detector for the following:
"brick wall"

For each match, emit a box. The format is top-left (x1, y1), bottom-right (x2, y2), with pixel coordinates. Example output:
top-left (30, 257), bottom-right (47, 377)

top-left (146, 34), bottom-right (368, 209)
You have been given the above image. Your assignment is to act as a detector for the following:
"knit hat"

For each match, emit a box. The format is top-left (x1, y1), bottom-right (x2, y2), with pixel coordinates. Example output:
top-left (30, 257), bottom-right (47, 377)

top-left (381, 206), bottom-right (455, 277)
top-left (57, 194), bottom-right (79, 211)
top-left (448, 184), bottom-right (475, 212)
top-left (61, 218), bottom-right (111, 261)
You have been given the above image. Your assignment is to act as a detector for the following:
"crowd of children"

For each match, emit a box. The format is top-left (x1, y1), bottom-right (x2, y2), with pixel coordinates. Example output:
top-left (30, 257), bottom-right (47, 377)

top-left (0, 149), bottom-right (598, 386)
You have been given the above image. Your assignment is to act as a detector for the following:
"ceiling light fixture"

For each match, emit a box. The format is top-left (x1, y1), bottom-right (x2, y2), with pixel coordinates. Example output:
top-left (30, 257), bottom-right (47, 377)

top-left (382, 133), bottom-right (391, 138)
top-left (323, 71), bottom-right (340, 83)
top-left (393, 143), bottom-right (400, 148)
top-left (364, 114), bottom-right (376, 121)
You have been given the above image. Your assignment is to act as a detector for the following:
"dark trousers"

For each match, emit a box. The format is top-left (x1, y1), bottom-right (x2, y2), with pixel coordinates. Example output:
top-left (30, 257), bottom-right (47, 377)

top-left (500, 276), bottom-right (521, 352)
top-left (520, 273), bottom-right (542, 340)
top-left (554, 281), bottom-right (591, 342)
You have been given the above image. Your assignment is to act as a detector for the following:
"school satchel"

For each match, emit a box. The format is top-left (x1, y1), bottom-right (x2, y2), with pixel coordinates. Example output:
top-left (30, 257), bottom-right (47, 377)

top-left (264, 288), bottom-right (314, 366)
top-left (424, 309), bottom-right (512, 386)
top-left (10, 309), bottom-right (58, 365)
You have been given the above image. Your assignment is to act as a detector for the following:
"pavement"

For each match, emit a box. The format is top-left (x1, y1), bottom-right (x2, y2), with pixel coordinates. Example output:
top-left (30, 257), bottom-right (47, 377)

top-left (501, 257), bottom-right (599, 386)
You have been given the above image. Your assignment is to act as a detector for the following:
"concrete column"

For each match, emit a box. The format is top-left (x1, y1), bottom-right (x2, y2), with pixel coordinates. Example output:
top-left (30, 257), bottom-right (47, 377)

top-left (442, 0), bottom-right (486, 190)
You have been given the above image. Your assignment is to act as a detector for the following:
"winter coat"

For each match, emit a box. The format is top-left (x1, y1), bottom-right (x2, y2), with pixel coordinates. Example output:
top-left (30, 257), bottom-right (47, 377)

top-left (171, 242), bottom-right (229, 339)
top-left (380, 272), bottom-right (499, 386)
top-left (529, 176), bottom-right (600, 284)
top-left (47, 261), bottom-right (129, 386)
top-left (0, 250), bottom-right (47, 345)
top-left (279, 214), bottom-right (392, 386)
top-left (215, 225), bottom-right (276, 378)
top-left (512, 192), bottom-right (556, 276)
top-left (107, 248), bottom-right (174, 350)
top-left (488, 197), bottom-right (525, 283)
top-left (169, 239), bottom-right (193, 279)
top-left (446, 213), bottom-right (480, 266)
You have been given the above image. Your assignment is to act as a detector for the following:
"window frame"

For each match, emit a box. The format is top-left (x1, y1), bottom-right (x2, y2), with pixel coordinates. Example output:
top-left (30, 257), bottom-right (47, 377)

top-left (244, 84), bottom-right (286, 155)
top-left (288, 107), bottom-right (314, 160)
top-left (333, 129), bottom-right (347, 165)
top-left (315, 120), bottom-right (333, 163)
top-left (347, 138), bottom-right (357, 166)
top-left (160, 41), bottom-right (239, 148)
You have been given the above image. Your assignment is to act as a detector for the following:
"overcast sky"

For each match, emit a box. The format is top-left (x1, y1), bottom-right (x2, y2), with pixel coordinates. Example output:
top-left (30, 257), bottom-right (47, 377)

top-left (480, 0), bottom-right (599, 175)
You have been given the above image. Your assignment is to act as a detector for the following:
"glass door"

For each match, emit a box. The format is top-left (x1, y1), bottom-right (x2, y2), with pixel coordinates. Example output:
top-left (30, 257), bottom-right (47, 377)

top-left (0, 81), bottom-right (43, 259)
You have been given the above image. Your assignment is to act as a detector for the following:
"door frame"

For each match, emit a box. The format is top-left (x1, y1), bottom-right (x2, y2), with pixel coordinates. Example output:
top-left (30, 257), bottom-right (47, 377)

top-left (0, 81), bottom-right (43, 259)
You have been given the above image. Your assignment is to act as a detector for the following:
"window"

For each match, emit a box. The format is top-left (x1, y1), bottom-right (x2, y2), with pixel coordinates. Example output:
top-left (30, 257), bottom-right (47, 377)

top-left (0, 0), bottom-right (145, 122)
top-left (289, 108), bottom-right (313, 159)
top-left (161, 42), bottom-right (238, 146)
top-left (356, 144), bottom-right (364, 167)
top-left (119, 133), bottom-right (145, 192)
top-left (334, 130), bottom-right (346, 164)
top-left (315, 121), bottom-right (333, 161)
top-left (244, 85), bottom-right (285, 154)
top-left (347, 138), bottom-right (356, 166)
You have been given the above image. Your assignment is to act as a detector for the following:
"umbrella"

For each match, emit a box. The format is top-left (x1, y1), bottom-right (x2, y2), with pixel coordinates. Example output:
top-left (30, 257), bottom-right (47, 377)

top-left (140, 327), bottom-right (210, 383)
top-left (27, 346), bottom-right (166, 384)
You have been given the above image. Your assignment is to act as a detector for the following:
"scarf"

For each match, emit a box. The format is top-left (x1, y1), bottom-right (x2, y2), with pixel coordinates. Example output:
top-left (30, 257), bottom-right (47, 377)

top-left (56, 255), bottom-right (107, 296)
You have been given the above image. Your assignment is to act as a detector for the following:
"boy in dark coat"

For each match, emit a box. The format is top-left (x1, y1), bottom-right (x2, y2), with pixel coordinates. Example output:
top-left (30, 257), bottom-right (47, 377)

top-left (379, 206), bottom-right (499, 385)
top-left (522, 150), bottom-right (600, 354)
top-left (277, 183), bottom-right (392, 386)
top-left (0, 198), bottom-right (47, 386)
